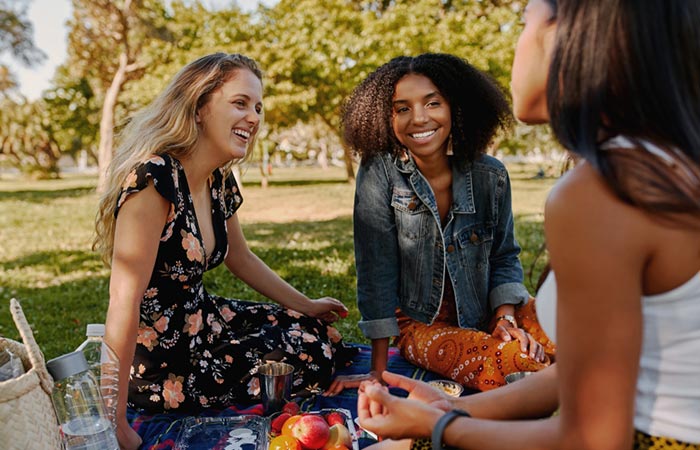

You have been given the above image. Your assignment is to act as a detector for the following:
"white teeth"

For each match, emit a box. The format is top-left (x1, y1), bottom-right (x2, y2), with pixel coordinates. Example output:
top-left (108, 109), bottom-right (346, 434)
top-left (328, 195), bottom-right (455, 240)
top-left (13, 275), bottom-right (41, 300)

top-left (411, 130), bottom-right (436, 139)
top-left (233, 129), bottom-right (251, 139)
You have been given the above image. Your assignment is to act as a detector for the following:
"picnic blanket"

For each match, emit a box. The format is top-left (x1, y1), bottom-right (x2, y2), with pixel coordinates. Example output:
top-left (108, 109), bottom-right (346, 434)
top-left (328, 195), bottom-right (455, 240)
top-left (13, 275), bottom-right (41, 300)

top-left (127, 344), bottom-right (467, 449)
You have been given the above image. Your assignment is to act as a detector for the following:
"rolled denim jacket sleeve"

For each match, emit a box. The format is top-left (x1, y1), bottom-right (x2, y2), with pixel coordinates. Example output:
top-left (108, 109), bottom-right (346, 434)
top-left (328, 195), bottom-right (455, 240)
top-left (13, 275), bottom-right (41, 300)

top-left (354, 158), bottom-right (401, 339)
top-left (488, 168), bottom-right (530, 310)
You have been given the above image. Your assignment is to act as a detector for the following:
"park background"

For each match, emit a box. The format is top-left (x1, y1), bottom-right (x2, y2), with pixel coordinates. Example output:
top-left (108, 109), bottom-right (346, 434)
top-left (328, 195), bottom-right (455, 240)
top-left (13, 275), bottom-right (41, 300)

top-left (0, 0), bottom-right (565, 359)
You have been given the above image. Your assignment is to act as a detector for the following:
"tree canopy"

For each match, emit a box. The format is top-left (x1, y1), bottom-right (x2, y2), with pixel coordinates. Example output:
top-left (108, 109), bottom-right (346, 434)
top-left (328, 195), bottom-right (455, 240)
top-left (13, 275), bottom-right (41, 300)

top-left (2, 0), bottom-right (562, 179)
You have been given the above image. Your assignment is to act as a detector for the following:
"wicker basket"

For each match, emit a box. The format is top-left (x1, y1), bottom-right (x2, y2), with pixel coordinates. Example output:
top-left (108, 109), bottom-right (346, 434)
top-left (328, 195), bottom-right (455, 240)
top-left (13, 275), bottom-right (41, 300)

top-left (0, 298), bottom-right (61, 449)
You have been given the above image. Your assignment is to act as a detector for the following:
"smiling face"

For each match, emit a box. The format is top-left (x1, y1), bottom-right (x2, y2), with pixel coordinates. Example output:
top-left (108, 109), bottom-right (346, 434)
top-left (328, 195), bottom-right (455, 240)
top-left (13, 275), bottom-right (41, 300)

top-left (391, 73), bottom-right (452, 163)
top-left (511, 0), bottom-right (557, 124)
top-left (195, 68), bottom-right (263, 165)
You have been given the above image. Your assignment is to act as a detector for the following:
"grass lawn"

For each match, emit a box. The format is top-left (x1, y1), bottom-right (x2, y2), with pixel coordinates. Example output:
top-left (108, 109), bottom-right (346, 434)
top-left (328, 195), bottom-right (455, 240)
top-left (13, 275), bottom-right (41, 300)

top-left (0, 163), bottom-right (556, 360)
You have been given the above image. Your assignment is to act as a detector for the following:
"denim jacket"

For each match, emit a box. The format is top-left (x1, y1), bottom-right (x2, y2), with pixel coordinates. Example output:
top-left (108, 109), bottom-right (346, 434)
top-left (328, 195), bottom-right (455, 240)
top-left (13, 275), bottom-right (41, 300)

top-left (354, 152), bottom-right (529, 340)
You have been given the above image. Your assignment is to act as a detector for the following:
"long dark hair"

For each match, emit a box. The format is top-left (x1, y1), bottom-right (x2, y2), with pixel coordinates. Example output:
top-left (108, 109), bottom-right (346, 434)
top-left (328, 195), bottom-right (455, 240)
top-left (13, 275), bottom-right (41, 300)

top-left (342, 53), bottom-right (511, 168)
top-left (547, 0), bottom-right (700, 220)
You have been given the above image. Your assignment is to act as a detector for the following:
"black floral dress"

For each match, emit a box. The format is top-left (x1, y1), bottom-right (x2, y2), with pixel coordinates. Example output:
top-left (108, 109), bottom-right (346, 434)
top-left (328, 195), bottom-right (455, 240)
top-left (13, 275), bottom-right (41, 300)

top-left (116, 154), bottom-right (356, 413)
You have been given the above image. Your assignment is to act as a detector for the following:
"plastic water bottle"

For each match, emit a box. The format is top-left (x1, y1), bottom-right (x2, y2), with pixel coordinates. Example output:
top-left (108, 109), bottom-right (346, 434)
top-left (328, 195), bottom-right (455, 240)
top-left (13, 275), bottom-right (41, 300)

top-left (76, 324), bottom-right (119, 426)
top-left (46, 351), bottom-right (119, 450)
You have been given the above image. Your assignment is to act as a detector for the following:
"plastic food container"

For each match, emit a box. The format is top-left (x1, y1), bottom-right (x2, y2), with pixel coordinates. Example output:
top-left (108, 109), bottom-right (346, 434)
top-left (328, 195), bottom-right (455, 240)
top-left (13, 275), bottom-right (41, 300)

top-left (173, 408), bottom-right (360, 450)
top-left (173, 416), bottom-right (269, 450)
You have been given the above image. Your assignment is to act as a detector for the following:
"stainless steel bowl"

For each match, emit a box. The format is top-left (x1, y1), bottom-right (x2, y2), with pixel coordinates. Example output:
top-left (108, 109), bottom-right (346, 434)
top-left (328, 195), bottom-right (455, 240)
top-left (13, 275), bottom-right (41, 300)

top-left (504, 371), bottom-right (534, 384)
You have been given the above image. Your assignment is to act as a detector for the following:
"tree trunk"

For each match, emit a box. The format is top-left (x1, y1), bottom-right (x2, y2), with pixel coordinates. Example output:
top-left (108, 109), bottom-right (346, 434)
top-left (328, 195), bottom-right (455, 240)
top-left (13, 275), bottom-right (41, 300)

top-left (319, 114), bottom-right (355, 182)
top-left (96, 53), bottom-right (128, 193)
top-left (342, 145), bottom-right (355, 182)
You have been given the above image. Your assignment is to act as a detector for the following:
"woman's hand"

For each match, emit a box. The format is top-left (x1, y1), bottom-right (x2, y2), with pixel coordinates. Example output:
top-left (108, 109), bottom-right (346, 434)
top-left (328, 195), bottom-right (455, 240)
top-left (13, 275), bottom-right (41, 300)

top-left (301, 296), bottom-right (349, 323)
top-left (324, 371), bottom-right (383, 396)
top-left (358, 382), bottom-right (442, 441)
top-left (491, 320), bottom-right (546, 362)
top-left (116, 417), bottom-right (142, 450)
top-left (380, 371), bottom-right (453, 411)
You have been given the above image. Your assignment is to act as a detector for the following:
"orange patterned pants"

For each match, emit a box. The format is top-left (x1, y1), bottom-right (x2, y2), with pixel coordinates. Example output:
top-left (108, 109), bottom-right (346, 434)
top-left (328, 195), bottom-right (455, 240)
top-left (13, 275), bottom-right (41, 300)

top-left (395, 298), bottom-right (556, 391)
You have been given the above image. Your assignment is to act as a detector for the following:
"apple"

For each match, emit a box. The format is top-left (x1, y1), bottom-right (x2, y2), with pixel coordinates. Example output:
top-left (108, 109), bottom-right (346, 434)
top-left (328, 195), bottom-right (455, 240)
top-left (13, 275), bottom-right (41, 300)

top-left (325, 411), bottom-right (345, 427)
top-left (271, 412), bottom-right (292, 435)
top-left (322, 424), bottom-right (352, 449)
top-left (291, 414), bottom-right (330, 449)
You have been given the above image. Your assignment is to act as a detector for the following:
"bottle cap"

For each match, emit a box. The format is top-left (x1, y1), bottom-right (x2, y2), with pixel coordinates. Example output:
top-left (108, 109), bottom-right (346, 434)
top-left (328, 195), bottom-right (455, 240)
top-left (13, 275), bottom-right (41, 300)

top-left (46, 351), bottom-right (89, 381)
top-left (85, 323), bottom-right (105, 337)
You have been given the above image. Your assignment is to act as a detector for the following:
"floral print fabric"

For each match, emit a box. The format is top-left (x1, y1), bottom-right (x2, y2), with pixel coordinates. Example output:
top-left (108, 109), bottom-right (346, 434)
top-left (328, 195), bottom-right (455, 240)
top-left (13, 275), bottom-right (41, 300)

top-left (116, 155), bottom-right (356, 413)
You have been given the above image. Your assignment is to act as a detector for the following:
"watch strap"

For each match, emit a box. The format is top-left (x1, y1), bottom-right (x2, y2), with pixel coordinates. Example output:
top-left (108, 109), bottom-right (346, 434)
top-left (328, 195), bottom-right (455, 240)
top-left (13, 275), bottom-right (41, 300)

top-left (432, 409), bottom-right (471, 450)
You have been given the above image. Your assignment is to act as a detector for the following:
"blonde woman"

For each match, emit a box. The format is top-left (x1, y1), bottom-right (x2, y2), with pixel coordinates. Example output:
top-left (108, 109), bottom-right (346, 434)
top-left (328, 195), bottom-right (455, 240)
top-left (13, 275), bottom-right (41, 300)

top-left (94, 53), bottom-right (356, 449)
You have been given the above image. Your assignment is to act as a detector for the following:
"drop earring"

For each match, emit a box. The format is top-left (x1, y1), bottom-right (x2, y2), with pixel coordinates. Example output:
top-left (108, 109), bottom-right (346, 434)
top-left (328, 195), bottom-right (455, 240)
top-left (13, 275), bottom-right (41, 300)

top-left (446, 134), bottom-right (454, 156)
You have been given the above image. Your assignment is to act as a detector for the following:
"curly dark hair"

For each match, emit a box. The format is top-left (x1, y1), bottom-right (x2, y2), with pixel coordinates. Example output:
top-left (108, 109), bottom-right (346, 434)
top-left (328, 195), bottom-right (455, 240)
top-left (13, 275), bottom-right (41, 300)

top-left (342, 53), bottom-right (512, 168)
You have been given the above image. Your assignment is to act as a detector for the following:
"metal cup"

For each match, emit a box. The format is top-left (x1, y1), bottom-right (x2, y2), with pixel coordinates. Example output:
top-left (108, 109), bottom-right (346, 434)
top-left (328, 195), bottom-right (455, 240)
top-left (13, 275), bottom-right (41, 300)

top-left (257, 362), bottom-right (294, 415)
top-left (504, 371), bottom-right (534, 384)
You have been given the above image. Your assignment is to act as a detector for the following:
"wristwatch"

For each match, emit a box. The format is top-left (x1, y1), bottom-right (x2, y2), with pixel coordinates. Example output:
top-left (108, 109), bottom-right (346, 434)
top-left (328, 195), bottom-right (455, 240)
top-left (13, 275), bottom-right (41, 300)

top-left (432, 409), bottom-right (471, 450)
top-left (495, 314), bottom-right (517, 328)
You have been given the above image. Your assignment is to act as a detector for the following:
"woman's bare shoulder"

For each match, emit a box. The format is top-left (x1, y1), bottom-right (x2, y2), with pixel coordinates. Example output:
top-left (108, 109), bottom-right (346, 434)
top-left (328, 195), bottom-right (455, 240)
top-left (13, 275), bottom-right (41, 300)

top-left (544, 162), bottom-right (652, 261)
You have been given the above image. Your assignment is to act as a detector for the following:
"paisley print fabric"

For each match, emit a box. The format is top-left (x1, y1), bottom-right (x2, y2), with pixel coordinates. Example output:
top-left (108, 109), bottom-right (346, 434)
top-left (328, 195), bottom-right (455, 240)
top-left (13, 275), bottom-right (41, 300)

top-left (396, 294), bottom-right (555, 392)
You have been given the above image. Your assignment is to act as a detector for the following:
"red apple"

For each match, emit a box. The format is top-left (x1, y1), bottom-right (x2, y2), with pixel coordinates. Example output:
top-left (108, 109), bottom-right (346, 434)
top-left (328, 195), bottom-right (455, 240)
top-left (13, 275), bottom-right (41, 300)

top-left (291, 414), bottom-right (330, 449)
top-left (325, 411), bottom-right (345, 427)
top-left (271, 412), bottom-right (292, 435)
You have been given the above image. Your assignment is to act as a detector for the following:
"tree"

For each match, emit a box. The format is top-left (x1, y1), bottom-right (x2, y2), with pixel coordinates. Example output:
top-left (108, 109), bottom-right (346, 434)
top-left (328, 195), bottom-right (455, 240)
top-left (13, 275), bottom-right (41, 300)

top-left (250, 0), bottom-right (527, 180)
top-left (64, 0), bottom-right (174, 191)
top-left (43, 73), bottom-right (101, 164)
top-left (0, 98), bottom-right (62, 178)
top-left (251, 0), bottom-right (366, 181)
top-left (118, 1), bottom-right (256, 110)
top-left (0, 0), bottom-right (46, 95)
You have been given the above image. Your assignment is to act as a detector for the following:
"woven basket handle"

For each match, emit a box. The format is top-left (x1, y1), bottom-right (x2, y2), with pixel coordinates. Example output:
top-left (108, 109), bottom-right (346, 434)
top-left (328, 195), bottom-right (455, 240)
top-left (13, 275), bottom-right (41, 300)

top-left (10, 298), bottom-right (55, 395)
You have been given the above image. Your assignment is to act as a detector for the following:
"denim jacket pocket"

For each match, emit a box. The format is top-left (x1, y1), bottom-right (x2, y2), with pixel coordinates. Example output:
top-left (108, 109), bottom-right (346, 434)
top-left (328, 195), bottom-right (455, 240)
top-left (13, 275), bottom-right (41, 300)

top-left (455, 225), bottom-right (494, 325)
top-left (392, 189), bottom-right (431, 240)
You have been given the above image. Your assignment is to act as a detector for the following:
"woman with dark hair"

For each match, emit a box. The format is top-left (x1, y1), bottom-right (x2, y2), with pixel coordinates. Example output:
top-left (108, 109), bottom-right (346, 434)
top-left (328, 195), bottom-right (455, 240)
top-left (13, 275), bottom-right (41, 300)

top-left (326, 53), bottom-right (553, 396)
top-left (356, 1), bottom-right (700, 449)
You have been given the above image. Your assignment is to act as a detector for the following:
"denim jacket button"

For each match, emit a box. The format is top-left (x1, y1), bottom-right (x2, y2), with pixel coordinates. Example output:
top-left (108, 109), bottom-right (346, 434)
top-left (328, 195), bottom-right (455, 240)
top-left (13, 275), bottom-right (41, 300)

top-left (447, 244), bottom-right (455, 253)
top-left (470, 232), bottom-right (479, 244)
top-left (408, 201), bottom-right (417, 210)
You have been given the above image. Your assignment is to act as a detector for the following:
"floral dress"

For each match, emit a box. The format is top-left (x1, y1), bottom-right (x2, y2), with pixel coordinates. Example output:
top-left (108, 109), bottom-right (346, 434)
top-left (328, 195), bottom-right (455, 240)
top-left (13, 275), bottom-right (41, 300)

top-left (116, 154), bottom-right (356, 413)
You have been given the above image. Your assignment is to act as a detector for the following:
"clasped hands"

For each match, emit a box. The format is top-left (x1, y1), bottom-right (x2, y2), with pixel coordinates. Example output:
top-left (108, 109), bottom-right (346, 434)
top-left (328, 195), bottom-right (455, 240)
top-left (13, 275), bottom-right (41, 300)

top-left (356, 371), bottom-right (454, 441)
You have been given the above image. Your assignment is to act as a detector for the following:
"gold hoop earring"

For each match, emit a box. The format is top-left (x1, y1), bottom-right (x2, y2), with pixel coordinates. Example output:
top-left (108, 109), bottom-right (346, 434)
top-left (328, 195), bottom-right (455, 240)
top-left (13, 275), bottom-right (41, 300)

top-left (446, 134), bottom-right (454, 156)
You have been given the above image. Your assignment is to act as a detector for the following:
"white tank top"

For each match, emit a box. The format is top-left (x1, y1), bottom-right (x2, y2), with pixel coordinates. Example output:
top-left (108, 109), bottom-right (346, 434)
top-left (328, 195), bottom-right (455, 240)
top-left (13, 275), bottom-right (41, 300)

top-left (536, 271), bottom-right (700, 443)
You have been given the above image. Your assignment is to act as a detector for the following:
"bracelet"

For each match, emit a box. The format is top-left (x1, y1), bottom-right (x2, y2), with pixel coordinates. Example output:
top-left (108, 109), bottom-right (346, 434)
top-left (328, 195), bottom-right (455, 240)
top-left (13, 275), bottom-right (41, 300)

top-left (495, 314), bottom-right (517, 328)
top-left (432, 409), bottom-right (471, 450)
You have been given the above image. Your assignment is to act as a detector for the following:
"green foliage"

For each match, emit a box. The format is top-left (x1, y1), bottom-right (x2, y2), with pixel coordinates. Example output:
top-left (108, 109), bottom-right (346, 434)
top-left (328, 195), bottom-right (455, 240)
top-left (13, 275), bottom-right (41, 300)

top-left (43, 75), bottom-right (101, 162)
top-left (0, 98), bottom-right (62, 178)
top-left (0, 165), bottom-right (551, 359)
top-left (0, 0), bottom-right (46, 66)
top-left (4, 0), bottom-right (564, 176)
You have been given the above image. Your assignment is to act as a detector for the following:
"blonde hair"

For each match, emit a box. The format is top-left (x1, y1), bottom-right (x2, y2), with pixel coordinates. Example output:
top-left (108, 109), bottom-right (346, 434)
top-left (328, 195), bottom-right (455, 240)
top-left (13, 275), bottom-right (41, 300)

top-left (94, 53), bottom-right (263, 266)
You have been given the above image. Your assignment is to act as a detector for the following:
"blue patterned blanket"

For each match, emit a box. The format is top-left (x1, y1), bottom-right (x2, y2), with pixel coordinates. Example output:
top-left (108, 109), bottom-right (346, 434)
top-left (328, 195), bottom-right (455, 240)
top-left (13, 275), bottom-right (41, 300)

top-left (127, 344), bottom-right (451, 449)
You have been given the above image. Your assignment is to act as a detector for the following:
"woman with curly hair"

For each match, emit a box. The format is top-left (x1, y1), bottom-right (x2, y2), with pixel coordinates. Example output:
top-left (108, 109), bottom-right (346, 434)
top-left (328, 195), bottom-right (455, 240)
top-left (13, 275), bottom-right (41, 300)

top-left (326, 53), bottom-right (553, 396)
top-left (93, 53), bottom-right (356, 449)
